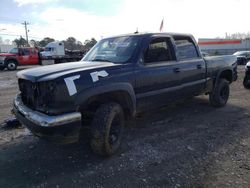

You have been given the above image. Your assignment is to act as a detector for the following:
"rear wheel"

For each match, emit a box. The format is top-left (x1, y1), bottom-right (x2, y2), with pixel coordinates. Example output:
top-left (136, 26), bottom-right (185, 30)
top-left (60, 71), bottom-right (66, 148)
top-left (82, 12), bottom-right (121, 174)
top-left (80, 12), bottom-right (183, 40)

top-left (209, 79), bottom-right (230, 107)
top-left (6, 60), bottom-right (17, 71)
top-left (90, 103), bottom-right (124, 156)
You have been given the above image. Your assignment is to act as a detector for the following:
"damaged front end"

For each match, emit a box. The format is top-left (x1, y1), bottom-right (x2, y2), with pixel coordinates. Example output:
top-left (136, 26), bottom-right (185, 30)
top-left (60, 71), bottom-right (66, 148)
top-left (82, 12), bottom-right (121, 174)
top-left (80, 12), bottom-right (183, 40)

top-left (14, 79), bottom-right (82, 143)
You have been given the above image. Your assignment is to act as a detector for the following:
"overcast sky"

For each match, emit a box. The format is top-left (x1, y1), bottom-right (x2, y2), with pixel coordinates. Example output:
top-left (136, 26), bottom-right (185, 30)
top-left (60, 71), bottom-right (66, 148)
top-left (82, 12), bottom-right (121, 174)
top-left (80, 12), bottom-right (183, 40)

top-left (0, 0), bottom-right (250, 43)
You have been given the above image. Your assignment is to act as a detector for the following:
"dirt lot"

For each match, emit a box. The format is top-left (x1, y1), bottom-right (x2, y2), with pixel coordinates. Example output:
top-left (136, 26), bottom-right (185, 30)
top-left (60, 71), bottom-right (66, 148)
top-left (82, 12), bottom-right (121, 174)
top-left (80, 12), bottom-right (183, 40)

top-left (0, 66), bottom-right (250, 188)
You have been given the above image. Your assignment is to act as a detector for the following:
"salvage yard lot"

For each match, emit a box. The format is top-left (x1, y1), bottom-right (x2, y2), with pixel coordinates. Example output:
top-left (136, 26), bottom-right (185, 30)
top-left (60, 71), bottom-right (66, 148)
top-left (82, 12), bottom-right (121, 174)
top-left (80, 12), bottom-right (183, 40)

top-left (0, 65), bottom-right (250, 187)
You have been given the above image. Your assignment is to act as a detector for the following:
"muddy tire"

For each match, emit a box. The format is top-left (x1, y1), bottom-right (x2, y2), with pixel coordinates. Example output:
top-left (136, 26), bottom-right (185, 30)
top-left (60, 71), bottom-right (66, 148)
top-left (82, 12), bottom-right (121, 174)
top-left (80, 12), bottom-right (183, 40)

top-left (209, 79), bottom-right (230, 107)
top-left (6, 60), bottom-right (17, 71)
top-left (243, 75), bottom-right (250, 89)
top-left (90, 103), bottom-right (124, 156)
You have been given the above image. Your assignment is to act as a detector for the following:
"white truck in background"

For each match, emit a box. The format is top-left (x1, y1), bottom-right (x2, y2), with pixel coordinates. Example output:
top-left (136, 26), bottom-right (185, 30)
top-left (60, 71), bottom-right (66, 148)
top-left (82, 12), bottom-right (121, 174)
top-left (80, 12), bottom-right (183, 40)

top-left (40, 41), bottom-right (85, 64)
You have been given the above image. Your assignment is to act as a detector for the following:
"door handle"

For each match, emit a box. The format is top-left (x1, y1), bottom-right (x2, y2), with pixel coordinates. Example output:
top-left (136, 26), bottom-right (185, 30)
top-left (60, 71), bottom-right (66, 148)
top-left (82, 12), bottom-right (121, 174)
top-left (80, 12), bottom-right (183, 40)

top-left (173, 67), bottom-right (180, 73)
top-left (197, 64), bottom-right (202, 69)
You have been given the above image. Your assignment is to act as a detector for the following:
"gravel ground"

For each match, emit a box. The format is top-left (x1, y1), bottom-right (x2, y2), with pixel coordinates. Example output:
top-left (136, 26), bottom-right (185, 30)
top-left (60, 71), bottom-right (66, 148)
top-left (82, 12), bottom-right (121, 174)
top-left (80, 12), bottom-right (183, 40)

top-left (0, 65), bottom-right (250, 188)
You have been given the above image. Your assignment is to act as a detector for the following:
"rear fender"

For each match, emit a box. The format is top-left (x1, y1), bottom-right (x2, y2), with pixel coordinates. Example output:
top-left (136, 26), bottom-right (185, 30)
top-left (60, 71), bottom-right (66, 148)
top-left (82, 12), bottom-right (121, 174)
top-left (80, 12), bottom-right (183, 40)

top-left (214, 68), bottom-right (233, 86)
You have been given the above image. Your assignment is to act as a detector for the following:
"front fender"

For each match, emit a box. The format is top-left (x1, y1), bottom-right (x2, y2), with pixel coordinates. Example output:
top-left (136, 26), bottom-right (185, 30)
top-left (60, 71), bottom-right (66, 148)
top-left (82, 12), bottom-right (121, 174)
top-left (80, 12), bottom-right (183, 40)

top-left (75, 82), bottom-right (136, 116)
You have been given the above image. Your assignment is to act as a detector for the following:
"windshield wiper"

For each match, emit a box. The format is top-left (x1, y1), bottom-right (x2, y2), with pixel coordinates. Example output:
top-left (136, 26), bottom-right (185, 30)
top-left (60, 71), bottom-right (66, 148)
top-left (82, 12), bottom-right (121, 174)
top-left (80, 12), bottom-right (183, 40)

top-left (91, 58), bottom-right (113, 62)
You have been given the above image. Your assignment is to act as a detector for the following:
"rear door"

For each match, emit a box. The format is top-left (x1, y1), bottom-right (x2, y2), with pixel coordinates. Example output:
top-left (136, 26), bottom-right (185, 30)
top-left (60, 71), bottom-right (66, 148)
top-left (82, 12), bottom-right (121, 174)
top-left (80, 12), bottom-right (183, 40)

top-left (135, 36), bottom-right (181, 111)
top-left (173, 36), bottom-right (206, 96)
top-left (29, 48), bottom-right (39, 64)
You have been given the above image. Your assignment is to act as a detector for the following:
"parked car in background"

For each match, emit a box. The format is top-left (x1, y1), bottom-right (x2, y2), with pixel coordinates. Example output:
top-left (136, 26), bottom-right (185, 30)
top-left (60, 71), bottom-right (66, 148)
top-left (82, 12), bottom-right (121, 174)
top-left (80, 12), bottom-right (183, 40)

top-left (233, 51), bottom-right (250, 65)
top-left (243, 62), bottom-right (250, 89)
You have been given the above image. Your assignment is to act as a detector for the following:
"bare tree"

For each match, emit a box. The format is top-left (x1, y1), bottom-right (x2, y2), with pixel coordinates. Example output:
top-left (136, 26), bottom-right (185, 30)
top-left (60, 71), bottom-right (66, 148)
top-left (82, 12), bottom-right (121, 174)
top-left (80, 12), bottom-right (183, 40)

top-left (225, 32), bottom-right (250, 39)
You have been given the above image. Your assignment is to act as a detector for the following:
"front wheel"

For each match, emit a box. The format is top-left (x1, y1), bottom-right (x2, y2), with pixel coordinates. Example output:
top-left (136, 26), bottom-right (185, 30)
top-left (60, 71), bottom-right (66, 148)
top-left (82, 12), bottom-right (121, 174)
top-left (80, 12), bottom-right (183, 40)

top-left (90, 103), bottom-right (124, 156)
top-left (6, 60), bottom-right (17, 71)
top-left (209, 79), bottom-right (230, 107)
top-left (0, 66), bottom-right (5, 71)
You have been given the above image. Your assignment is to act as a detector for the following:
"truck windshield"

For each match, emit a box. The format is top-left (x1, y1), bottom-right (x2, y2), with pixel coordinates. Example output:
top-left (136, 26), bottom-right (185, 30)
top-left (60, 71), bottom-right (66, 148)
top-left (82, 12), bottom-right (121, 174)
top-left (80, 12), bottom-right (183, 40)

top-left (82, 36), bottom-right (140, 63)
top-left (45, 47), bottom-right (54, 52)
top-left (9, 48), bottom-right (19, 54)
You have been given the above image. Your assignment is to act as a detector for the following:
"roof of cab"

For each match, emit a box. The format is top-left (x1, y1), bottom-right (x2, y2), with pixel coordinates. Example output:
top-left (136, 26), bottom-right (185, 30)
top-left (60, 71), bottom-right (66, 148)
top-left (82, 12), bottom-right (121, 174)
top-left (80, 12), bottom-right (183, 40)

top-left (104, 32), bottom-right (194, 39)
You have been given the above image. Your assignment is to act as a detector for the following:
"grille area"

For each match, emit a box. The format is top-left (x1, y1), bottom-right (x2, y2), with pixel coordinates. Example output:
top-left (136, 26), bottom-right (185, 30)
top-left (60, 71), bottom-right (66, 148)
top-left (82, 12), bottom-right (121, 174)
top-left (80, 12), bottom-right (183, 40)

top-left (18, 79), bottom-right (55, 112)
top-left (19, 79), bottom-right (39, 109)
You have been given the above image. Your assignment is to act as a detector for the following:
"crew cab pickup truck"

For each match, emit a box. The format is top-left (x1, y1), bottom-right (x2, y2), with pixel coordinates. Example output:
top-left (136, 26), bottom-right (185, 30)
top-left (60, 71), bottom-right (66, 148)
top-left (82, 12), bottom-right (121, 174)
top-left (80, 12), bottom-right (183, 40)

top-left (13, 33), bottom-right (238, 156)
top-left (0, 47), bottom-right (39, 70)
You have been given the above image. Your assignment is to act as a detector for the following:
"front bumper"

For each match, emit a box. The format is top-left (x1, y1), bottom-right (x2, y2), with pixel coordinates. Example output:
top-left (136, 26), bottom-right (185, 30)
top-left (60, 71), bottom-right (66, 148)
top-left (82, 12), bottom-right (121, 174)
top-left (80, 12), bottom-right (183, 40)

top-left (13, 94), bottom-right (82, 143)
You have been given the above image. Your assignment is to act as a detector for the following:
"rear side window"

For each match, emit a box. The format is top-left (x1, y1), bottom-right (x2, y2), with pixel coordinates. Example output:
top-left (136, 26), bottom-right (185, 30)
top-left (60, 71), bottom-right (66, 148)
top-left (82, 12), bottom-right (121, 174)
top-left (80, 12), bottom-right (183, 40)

top-left (31, 48), bottom-right (37, 55)
top-left (21, 49), bottom-right (30, 55)
top-left (144, 38), bottom-right (174, 63)
top-left (174, 38), bottom-right (199, 60)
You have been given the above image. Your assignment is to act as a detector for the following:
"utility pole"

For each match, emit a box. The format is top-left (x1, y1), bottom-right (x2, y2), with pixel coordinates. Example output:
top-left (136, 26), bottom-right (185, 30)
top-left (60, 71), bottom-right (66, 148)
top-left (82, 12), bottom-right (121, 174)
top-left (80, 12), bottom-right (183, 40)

top-left (22, 21), bottom-right (29, 46)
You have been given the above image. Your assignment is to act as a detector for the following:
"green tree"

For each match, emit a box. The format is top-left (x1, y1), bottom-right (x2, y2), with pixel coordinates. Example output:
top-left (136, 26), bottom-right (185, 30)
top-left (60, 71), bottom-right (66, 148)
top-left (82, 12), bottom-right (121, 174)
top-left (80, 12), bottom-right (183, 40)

top-left (64, 37), bottom-right (77, 50)
top-left (13, 36), bottom-right (27, 47)
top-left (84, 38), bottom-right (97, 51)
top-left (30, 39), bottom-right (40, 47)
top-left (39, 37), bottom-right (55, 47)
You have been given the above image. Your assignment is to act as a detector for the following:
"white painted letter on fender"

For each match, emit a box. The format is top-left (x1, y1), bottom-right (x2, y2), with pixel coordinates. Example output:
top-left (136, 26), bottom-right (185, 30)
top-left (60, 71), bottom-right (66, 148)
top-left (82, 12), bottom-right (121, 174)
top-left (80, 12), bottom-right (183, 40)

top-left (64, 75), bottom-right (80, 96)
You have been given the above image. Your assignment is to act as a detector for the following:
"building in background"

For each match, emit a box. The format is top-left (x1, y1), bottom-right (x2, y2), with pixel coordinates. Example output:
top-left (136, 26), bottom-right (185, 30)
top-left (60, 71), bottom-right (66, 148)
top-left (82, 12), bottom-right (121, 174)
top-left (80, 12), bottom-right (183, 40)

top-left (0, 44), bottom-right (16, 53)
top-left (198, 38), bottom-right (250, 55)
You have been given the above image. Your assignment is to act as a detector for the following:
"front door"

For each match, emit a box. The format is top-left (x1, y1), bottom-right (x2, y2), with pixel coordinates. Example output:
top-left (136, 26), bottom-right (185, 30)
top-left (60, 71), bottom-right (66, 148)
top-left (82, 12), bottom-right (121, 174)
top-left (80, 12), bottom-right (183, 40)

top-left (135, 37), bottom-right (181, 111)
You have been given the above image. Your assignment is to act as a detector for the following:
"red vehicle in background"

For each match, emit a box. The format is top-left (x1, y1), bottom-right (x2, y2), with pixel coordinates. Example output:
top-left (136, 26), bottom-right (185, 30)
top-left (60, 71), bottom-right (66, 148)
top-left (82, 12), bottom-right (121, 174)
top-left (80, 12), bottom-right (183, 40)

top-left (0, 47), bottom-right (40, 70)
top-left (0, 43), bottom-right (85, 71)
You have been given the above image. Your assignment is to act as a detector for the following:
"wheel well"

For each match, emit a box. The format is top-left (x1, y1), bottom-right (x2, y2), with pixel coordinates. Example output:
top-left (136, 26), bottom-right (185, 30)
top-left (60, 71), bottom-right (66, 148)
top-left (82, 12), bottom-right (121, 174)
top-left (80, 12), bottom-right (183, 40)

top-left (5, 58), bottom-right (18, 65)
top-left (219, 70), bottom-right (233, 83)
top-left (79, 91), bottom-right (134, 120)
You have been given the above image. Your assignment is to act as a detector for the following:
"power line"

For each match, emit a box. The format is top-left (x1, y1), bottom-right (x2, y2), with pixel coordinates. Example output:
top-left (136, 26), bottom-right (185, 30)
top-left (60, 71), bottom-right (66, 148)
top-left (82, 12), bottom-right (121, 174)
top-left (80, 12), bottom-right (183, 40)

top-left (0, 33), bottom-right (22, 37)
top-left (0, 33), bottom-right (43, 40)
top-left (0, 16), bottom-right (23, 24)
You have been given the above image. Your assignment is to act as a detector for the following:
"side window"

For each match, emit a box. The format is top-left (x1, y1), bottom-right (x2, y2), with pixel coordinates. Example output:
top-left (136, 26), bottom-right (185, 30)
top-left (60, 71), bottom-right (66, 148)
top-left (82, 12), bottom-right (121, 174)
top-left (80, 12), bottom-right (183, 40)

top-left (174, 38), bottom-right (199, 60)
top-left (32, 49), bottom-right (37, 55)
top-left (144, 38), bottom-right (173, 63)
top-left (22, 49), bottom-right (30, 55)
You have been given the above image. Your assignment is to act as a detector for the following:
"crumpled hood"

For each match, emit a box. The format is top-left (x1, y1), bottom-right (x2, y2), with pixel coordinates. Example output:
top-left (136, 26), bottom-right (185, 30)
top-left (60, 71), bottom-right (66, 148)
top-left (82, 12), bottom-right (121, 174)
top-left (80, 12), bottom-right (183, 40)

top-left (17, 61), bottom-right (121, 82)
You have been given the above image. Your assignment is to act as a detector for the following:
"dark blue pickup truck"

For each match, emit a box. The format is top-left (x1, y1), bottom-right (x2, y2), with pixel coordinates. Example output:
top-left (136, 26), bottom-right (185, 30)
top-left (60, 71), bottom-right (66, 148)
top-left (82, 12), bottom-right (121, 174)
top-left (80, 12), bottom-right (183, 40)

top-left (13, 33), bottom-right (237, 155)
